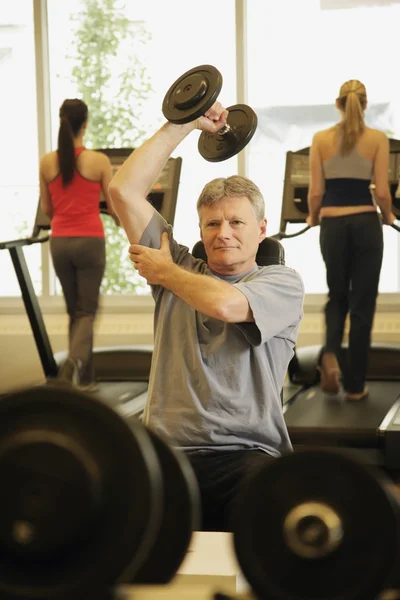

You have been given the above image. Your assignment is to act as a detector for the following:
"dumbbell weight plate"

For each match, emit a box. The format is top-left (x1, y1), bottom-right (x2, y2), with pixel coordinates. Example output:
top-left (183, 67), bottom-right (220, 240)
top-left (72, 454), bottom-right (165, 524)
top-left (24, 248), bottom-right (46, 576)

top-left (162, 65), bottom-right (222, 125)
top-left (233, 449), bottom-right (400, 600)
top-left (198, 104), bottom-right (258, 162)
top-left (0, 385), bottom-right (163, 599)
top-left (132, 428), bottom-right (201, 584)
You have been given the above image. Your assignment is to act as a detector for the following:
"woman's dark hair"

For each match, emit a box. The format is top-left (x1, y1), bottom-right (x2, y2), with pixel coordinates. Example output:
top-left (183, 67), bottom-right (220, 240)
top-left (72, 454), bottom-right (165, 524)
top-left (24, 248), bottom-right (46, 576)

top-left (57, 99), bottom-right (88, 186)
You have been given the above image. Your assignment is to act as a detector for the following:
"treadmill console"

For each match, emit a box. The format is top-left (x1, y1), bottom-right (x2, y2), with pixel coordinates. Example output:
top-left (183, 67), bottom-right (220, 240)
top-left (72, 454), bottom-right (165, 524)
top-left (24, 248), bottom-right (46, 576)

top-left (98, 148), bottom-right (182, 226)
top-left (280, 138), bottom-right (400, 233)
top-left (35, 148), bottom-right (183, 236)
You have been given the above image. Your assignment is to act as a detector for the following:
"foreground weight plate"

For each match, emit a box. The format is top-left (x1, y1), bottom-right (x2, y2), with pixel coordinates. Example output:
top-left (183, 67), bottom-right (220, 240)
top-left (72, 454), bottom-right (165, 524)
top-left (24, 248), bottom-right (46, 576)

top-left (198, 104), bottom-right (258, 162)
top-left (162, 65), bottom-right (222, 124)
top-left (0, 385), bottom-right (163, 600)
top-left (132, 428), bottom-right (201, 583)
top-left (233, 449), bottom-right (400, 600)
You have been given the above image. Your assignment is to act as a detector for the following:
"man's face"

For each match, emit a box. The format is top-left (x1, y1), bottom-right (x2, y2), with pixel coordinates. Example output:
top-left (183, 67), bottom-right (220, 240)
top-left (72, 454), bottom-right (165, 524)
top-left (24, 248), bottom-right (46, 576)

top-left (199, 196), bottom-right (267, 275)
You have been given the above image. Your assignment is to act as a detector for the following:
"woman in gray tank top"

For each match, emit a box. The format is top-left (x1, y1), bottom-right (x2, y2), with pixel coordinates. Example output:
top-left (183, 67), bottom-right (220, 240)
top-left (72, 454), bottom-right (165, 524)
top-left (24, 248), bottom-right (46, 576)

top-left (307, 80), bottom-right (395, 401)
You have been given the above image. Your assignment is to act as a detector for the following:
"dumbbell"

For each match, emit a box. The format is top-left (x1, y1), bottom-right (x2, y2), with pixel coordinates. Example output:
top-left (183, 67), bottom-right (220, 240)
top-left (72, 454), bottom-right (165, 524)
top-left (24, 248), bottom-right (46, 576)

top-left (162, 65), bottom-right (257, 162)
top-left (0, 384), bottom-right (200, 599)
top-left (233, 448), bottom-right (400, 600)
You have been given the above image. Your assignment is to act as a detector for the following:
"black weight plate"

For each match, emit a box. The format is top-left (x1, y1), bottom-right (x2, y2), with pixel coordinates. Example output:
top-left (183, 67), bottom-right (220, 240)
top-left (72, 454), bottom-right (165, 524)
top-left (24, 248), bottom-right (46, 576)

top-left (132, 428), bottom-right (201, 583)
top-left (0, 385), bottom-right (163, 599)
top-left (233, 449), bottom-right (400, 600)
top-left (162, 65), bottom-right (222, 125)
top-left (198, 104), bottom-right (258, 162)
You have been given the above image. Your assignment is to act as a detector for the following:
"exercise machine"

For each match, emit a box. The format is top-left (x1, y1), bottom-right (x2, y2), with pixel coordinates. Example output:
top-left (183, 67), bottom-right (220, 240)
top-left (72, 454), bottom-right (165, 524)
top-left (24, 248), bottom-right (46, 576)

top-left (0, 148), bottom-right (182, 418)
top-left (274, 140), bottom-right (400, 468)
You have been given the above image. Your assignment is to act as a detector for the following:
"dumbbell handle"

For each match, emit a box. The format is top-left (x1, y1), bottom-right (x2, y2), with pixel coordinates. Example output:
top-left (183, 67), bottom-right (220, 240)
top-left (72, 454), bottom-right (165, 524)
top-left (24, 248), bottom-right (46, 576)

top-left (199, 104), bottom-right (257, 162)
top-left (218, 124), bottom-right (232, 136)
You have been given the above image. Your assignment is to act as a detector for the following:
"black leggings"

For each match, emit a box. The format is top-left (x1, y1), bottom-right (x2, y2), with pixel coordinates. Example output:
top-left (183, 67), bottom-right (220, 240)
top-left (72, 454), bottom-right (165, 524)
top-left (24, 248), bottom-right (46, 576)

top-left (185, 449), bottom-right (275, 532)
top-left (319, 212), bottom-right (383, 393)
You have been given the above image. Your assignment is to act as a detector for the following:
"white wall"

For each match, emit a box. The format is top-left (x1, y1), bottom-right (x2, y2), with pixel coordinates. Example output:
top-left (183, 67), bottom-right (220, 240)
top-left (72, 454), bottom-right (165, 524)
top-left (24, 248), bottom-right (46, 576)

top-left (0, 310), bottom-right (154, 393)
top-left (2, 305), bottom-right (400, 394)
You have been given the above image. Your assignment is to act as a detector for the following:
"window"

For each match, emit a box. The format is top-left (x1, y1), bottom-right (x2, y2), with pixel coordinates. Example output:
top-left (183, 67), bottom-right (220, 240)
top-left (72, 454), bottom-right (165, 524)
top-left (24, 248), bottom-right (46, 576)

top-left (247, 0), bottom-right (400, 293)
top-left (0, 1), bottom-right (40, 296)
top-left (46, 0), bottom-right (237, 295)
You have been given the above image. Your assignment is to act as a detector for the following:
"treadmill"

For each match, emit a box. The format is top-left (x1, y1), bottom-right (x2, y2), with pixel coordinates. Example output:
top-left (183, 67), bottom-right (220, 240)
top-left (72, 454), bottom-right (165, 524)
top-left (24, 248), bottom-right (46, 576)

top-left (1, 148), bottom-right (182, 420)
top-left (274, 140), bottom-right (400, 469)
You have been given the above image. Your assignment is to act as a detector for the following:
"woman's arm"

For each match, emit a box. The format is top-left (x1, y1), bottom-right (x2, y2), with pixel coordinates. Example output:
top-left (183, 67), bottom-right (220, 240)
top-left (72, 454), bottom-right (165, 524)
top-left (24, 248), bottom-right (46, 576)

top-left (373, 133), bottom-right (395, 224)
top-left (39, 157), bottom-right (53, 219)
top-left (307, 134), bottom-right (325, 225)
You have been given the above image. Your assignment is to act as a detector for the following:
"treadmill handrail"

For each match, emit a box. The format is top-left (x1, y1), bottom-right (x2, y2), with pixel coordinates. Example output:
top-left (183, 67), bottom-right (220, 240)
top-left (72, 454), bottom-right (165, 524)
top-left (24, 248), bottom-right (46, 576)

top-left (0, 233), bottom-right (50, 250)
top-left (0, 232), bottom-right (57, 378)
top-left (272, 225), bottom-right (311, 240)
top-left (274, 219), bottom-right (400, 239)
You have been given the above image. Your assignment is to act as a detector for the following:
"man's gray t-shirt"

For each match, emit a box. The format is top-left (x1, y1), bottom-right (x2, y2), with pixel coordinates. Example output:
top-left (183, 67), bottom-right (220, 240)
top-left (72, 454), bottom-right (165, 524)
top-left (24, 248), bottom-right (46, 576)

top-left (140, 211), bottom-right (304, 457)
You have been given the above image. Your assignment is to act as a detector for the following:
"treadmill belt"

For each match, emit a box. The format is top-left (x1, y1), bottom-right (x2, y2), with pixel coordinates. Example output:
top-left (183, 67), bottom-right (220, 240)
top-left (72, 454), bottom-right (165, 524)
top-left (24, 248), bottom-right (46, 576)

top-left (282, 382), bottom-right (304, 405)
top-left (284, 381), bottom-right (400, 447)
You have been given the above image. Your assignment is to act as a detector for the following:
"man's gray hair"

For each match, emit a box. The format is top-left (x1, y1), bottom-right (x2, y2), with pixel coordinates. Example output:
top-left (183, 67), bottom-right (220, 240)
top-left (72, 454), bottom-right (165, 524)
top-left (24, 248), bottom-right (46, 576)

top-left (196, 175), bottom-right (265, 222)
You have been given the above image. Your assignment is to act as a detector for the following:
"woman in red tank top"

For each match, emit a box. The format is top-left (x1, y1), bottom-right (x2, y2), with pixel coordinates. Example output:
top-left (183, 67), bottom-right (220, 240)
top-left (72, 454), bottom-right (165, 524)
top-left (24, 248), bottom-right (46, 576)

top-left (39, 99), bottom-right (119, 390)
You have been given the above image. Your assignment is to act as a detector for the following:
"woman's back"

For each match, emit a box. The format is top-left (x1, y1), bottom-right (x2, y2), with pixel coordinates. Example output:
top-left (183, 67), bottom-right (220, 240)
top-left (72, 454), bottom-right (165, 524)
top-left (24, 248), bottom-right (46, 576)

top-left (40, 98), bottom-right (116, 236)
top-left (42, 148), bottom-right (108, 237)
top-left (42, 148), bottom-right (107, 183)
top-left (317, 125), bottom-right (382, 168)
top-left (315, 126), bottom-right (387, 217)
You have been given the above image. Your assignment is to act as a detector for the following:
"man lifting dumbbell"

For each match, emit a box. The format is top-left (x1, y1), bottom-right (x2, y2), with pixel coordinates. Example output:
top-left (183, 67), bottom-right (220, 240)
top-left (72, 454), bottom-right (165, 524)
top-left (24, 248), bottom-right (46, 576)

top-left (109, 65), bottom-right (305, 532)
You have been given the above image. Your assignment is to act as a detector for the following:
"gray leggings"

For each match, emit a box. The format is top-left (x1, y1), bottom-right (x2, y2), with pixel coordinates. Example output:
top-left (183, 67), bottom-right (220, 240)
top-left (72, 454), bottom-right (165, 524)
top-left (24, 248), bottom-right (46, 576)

top-left (50, 236), bottom-right (106, 384)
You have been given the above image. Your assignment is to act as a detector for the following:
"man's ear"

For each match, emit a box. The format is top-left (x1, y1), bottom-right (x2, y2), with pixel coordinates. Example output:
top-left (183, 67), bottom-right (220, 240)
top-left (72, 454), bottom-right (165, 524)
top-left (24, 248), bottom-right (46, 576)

top-left (259, 217), bottom-right (267, 241)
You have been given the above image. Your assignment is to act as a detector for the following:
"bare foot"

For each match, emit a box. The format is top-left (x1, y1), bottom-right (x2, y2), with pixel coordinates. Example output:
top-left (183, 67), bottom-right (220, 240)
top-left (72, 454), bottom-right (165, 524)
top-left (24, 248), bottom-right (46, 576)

top-left (318, 352), bottom-right (341, 394)
top-left (344, 387), bottom-right (369, 401)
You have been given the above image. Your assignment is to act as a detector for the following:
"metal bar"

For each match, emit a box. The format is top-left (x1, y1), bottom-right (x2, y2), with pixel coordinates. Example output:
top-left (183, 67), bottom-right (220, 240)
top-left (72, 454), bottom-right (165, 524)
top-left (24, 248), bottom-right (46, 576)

top-left (33, 0), bottom-right (52, 297)
top-left (9, 245), bottom-right (58, 378)
top-left (235, 0), bottom-right (248, 177)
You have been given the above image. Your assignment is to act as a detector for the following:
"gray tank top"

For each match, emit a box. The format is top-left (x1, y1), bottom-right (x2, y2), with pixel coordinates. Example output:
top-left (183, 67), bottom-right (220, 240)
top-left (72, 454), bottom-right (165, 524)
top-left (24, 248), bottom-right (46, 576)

top-left (323, 144), bottom-right (373, 180)
top-left (322, 142), bottom-right (374, 208)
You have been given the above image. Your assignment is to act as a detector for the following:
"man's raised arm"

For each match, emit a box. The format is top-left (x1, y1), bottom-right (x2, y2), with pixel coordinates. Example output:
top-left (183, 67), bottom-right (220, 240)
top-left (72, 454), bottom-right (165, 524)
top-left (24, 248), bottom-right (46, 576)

top-left (108, 104), bottom-right (228, 245)
top-left (108, 122), bottom-right (194, 244)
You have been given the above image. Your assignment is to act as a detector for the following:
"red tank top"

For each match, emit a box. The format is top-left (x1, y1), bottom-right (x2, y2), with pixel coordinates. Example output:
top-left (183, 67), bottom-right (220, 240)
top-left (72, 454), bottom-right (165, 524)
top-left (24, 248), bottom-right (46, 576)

top-left (49, 148), bottom-right (104, 237)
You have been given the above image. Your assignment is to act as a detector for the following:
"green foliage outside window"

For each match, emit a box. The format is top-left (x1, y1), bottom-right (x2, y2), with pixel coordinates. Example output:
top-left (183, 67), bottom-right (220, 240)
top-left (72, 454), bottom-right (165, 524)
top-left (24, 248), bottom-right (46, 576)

top-left (69, 0), bottom-right (153, 294)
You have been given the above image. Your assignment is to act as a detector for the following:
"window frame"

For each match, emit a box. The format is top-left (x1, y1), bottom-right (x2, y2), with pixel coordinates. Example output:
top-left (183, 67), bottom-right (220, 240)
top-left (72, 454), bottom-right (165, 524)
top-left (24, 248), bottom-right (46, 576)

top-left (1, 0), bottom-right (400, 318)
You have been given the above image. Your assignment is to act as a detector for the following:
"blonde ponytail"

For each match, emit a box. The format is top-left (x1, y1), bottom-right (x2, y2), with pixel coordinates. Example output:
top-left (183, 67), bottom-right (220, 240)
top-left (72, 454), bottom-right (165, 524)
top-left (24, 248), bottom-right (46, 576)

top-left (337, 80), bottom-right (366, 156)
